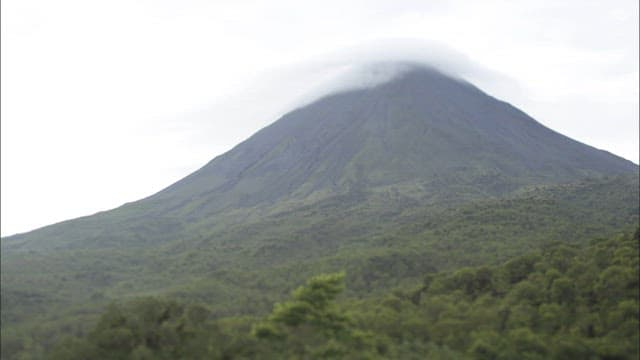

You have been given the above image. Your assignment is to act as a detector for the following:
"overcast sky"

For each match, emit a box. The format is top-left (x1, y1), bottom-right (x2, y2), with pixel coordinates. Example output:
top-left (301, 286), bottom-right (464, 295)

top-left (1, 0), bottom-right (638, 236)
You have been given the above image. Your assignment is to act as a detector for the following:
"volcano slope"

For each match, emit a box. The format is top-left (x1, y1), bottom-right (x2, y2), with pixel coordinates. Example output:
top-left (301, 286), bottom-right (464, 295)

top-left (1, 65), bottom-right (638, 356)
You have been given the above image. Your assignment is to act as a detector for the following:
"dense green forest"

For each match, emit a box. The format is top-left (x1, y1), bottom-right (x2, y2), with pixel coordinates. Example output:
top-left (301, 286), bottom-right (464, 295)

top-left (2, 176), bottom-right (638, 358)
top-left (4, 227), bottom-right (638, 359)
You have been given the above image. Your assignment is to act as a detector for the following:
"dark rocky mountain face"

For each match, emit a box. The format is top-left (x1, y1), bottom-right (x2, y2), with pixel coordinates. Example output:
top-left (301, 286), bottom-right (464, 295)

top-left (148, 65), bottom-right (635, 216)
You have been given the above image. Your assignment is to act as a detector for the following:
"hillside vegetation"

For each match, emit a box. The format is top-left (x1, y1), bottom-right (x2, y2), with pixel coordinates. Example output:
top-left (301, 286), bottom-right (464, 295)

top-left (32, 227), bottom-right (640, 359)
top-left (1, 175), bottom-right (638, 359)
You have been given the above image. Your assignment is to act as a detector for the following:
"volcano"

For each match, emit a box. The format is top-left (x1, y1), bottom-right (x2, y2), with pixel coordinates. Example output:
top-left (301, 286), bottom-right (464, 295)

top-left (3, 64), bottom-right (636, 251)
top-left (149, 65), bottom-right (635, 214)
top-left (2, 64), bottom-right (638, 336)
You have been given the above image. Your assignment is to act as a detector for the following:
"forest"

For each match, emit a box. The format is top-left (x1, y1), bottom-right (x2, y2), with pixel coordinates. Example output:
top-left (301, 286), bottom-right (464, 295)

top-left (26, 227), bottom-right (638, 359)
top-left (2, 175), bottom-right (638, 360)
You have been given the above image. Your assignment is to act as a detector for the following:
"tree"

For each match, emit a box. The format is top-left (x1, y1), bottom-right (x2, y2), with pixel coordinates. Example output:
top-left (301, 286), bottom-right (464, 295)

top-left (253, 272), bottom-right (379, 358)
top-left (52, 298), bottom-right (212, 360)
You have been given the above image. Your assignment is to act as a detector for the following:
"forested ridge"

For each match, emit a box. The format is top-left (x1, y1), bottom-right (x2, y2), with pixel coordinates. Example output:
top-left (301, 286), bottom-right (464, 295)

top-left (30, 227), bottom-right (639, 359)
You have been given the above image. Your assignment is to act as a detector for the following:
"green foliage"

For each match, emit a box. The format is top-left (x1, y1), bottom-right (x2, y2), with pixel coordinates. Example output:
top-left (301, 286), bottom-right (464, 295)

top-left (33, 228), bottom-right (640, 359)
top-left (49, 298), bottom-right (215, 360)
top-left (253, 272), bottom-right (381, 358)
top-left (1, 175), bottom-right (638, 358)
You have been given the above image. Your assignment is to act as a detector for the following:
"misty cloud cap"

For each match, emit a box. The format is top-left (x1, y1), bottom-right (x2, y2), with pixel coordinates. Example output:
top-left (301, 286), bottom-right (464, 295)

top-left (281, 39), bottom-right (523, 112)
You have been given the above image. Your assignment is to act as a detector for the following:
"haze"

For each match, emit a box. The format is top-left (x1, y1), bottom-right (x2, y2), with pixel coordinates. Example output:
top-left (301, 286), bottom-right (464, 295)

top-left (1, 0), bottom-right (638, 236)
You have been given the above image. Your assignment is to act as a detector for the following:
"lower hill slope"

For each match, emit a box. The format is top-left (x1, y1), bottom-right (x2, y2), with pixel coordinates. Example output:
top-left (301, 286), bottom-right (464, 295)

top-left (1, 174), bottom-right (638, 358)
top-left (8, 224), bottom-right (640, 359)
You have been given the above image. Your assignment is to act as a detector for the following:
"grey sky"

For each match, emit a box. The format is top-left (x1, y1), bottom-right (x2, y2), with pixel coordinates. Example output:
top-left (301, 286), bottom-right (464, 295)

top-left (1, 0), bottom-right (638, 236)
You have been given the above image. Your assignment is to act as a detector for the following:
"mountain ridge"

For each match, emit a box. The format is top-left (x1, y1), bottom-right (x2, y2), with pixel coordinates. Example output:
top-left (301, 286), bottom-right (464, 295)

top-left (150, 66), bottom-right (634, 210)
